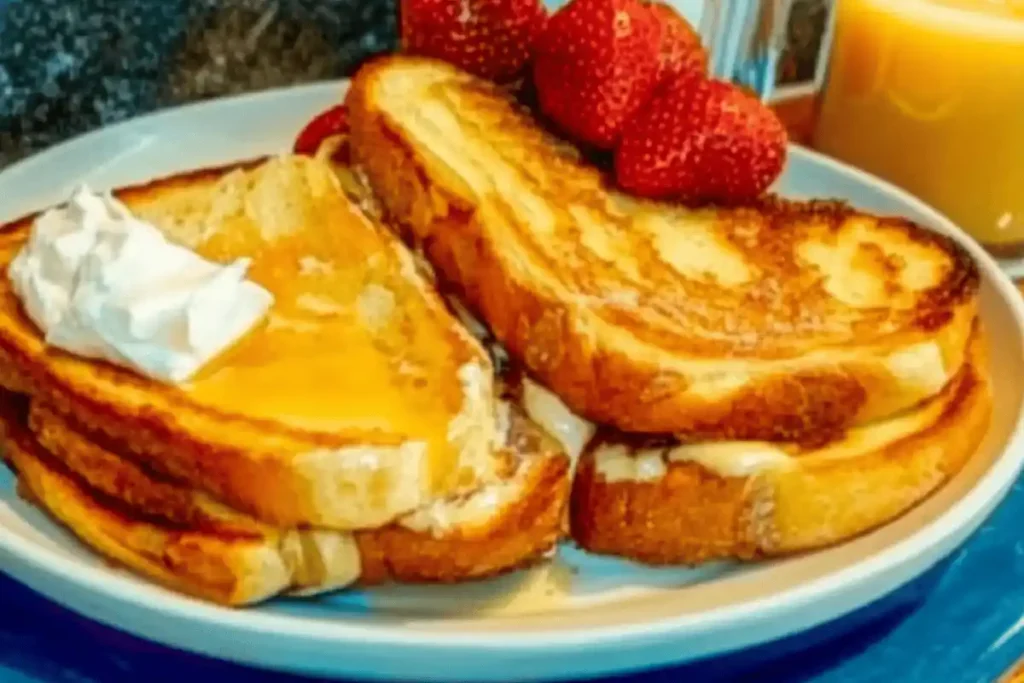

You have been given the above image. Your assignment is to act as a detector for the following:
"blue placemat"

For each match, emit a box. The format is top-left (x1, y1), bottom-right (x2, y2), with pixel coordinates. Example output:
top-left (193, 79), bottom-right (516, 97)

top-left (2, 477), bottom-right (1023, 682)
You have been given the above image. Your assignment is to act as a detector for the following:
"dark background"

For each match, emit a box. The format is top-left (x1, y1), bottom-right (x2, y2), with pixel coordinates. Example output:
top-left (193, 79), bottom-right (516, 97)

top-left (0, 0), bottom-right (397, 167)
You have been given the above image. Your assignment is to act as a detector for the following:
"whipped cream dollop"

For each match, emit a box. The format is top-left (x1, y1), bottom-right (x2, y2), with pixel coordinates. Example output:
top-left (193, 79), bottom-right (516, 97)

top-left (8, 186), bottom-right (274, 383)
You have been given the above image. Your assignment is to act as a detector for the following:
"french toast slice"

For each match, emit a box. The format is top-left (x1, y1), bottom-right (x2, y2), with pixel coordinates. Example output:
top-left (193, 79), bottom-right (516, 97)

top-left (347, 56), bottom-right (980, 441)
top-left (561, 324), bottom-right (992, 564)
top-left (2, 389), bottom-right (568, 605)
top-left (0, 155), bottom-right (510, 530)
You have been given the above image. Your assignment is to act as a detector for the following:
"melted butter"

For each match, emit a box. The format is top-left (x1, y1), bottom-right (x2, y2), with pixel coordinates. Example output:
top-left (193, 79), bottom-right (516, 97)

top-left (474, 559), bottom-right (573, 616)
top-left (520, 378), bottom-right (595, 466)
top-left (186, 317), bottom-right (452, 436)
top-left (667, 441), bottom-right (792, 477)
top-left (594, 444), bottom-right (667, 482)
top-left (592, 372), bottom-right (961, 481)
top-left (362, 557), bottom-right (573, 616)
top-left (520, 377), bottom-right (792, 481)
top-left (594, 440), bottom-right (793, 482)
top-left (132, 158), bottom-right (487, 488)
top-left (186, 236), bottom-right (464, 437)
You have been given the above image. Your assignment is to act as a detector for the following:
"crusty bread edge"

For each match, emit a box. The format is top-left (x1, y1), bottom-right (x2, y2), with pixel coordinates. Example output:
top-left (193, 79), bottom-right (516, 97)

top-left (7, 426), bottom-right (297, 605)
top-left (2, 393), bottom-right (570, 606)
top-left (0, 156), bottom-right (509, 530)
top-left (346, 55), bottom-right (980, 442)
top-left (570, 325), bottom-right (993, 565)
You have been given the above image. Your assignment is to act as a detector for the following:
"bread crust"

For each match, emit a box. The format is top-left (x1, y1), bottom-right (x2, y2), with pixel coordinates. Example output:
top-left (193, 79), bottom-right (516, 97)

top-left (346, 55), bottom-right (980, 441)
top-left (0, 156), bottom-right (507, 530)
top-left (570, 327), bottom-right (992, 564)
top-left (2, 391), bottom-right (569, 606)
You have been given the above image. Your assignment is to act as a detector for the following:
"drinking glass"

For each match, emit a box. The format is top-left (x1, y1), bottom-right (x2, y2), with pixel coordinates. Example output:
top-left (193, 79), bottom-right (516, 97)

top-left (814, 0), bottom-right (1024, 262)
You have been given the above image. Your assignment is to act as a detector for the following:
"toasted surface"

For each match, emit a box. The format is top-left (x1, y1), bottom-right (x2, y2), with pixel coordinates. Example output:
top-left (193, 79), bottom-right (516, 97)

top-left (1, 389), bottom-right (569, 606)
top-left (568, 325), bottom-right (992, 564)
top-left (347, 56), bottom-right (979, 441)
top-left (0, 155), bottom-right (507, 529)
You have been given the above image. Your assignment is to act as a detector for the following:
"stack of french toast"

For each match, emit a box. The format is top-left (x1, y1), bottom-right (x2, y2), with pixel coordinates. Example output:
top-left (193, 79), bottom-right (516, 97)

top-left (0, 55), bottom-right (990, 606)
top-left (345, 56), bottom-right (991, 566)
top-left (0, 152), bottom-right (570, 605)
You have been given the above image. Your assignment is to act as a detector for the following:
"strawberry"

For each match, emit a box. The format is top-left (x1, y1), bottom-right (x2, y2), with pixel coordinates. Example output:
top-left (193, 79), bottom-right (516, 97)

top-left (646, 1), bottom-right (708, 82)
top-left (400, 0), bottom-right (548, 83)
top-left (293, 104), bottom-right (349, 156)
top-left (615, 76), bottom-right (787, 203)
top-left (532, 0), bottom-right (662, 149)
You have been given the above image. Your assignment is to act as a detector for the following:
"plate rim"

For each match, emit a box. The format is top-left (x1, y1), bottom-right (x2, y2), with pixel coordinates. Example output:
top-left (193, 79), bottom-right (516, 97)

top-left (0, 80), bottom-right (1022, 670)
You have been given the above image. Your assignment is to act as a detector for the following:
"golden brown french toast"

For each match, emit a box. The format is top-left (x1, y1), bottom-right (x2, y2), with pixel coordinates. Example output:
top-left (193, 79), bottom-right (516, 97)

top-left (347, 56), bottom-right (980, 442)
top-left (0, 155), bottom-right (513, 530)
top-left (2, 388), bottom-right (568, 606)
top-left (563, 324), bottom-right (991, 564)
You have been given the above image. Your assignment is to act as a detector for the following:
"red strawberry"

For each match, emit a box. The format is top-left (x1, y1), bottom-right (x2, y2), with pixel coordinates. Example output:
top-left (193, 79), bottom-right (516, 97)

top-left (646, 1), bottom-right (708, 82)
top-left (293, 104), bottom-right (349, 156)
top-left (615, 76), bottom-right (787, 203)
top-left (400, 0), bottom-right (548, 83)
top-left (532, 0), bottom-right (662, 149)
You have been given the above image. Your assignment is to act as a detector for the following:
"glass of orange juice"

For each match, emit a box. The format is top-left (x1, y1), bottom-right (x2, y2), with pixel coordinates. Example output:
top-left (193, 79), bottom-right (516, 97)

top-left (814, 0), bottom-right (1024, 258)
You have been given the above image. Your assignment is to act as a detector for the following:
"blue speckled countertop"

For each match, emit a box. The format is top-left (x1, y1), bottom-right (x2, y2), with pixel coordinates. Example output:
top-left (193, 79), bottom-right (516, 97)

top-left (0, 0), bottom-right (396, 168)
top-left (1, 1), bottom-right (1024, 681)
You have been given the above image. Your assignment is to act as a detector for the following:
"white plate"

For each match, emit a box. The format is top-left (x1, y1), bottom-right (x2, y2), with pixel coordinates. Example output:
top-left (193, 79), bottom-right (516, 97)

top-left (0, 82), bottom-right (1023, 683)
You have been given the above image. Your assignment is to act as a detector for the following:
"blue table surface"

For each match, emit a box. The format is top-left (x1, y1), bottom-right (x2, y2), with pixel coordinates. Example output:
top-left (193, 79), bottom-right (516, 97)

top-left (1, 477), bottom-right (1023, 683)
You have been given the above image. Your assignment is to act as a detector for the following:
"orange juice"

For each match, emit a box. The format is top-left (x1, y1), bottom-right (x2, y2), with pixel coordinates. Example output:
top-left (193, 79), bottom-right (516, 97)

top-left (814, 0), bottom-right (1024, 254)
